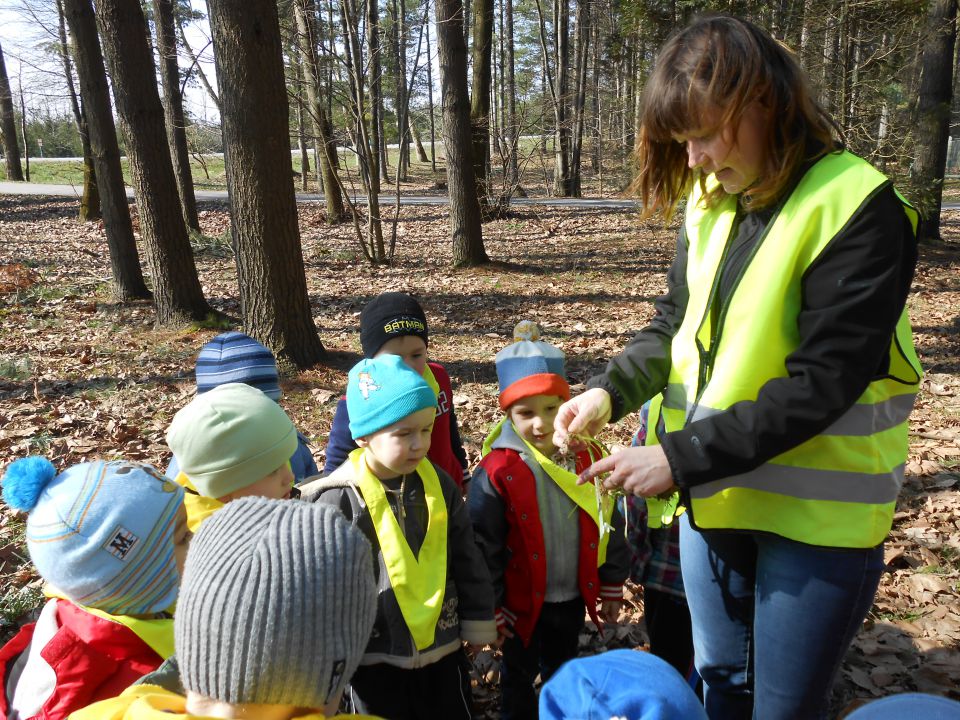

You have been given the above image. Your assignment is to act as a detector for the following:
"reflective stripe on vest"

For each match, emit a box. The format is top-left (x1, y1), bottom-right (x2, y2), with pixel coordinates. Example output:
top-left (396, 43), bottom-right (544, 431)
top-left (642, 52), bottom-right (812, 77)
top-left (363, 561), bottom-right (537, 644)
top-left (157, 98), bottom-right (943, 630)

top-left (663, 150), bottom-right (921, 548)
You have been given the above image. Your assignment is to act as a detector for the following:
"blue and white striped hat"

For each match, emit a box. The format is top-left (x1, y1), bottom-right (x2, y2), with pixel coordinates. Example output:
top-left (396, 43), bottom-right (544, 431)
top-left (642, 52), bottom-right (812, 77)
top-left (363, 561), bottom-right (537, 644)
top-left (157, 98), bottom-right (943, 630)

top-left (195, 332), bottom-right (281, 401)
top-left (2, 458), bottom-right (185, 616)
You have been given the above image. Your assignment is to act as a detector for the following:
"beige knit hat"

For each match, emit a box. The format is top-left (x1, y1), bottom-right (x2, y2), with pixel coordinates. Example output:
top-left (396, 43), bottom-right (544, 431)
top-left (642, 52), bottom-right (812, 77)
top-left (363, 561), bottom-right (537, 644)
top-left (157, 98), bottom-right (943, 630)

top-left (175, 497), bottom-right (377, 708)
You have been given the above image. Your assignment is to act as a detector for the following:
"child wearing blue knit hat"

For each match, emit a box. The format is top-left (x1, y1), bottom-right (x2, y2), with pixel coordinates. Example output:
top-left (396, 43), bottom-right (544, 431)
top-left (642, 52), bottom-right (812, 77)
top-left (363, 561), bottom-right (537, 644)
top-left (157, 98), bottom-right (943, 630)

top-left (167, 331), bottom-right (318, 483)
top-left (468, 321), bottom-right (630, 720)
top-left (323, 292), bottom-right (470, 490)
top-left (300, 354), bottom-right (496, 720)
top-left (0, 457), bottom-right (190, 720)
top-left (539, 649), bottom-right (708, 720)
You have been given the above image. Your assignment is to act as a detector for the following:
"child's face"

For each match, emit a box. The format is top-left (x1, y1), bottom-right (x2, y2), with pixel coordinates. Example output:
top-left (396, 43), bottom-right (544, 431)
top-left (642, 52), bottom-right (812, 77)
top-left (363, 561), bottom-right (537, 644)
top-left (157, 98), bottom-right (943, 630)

top-left (375, 336), bottom-right (428, 376)
top-left (508, 394), bottom-right (563, 456)
top-left (218, 462), bottom-right (295, 503)
top-left (173, 503), bottom-right (192, 579)
top-left (358, 406), bottom-right (435, 478)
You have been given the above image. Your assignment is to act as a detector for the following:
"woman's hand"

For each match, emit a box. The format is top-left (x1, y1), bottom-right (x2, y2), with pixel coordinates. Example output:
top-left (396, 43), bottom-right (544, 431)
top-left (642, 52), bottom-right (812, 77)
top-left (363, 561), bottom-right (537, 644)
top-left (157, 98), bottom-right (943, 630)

top-left (552, 388), bottom-right (613, 450)
top-left (578, 445), bottom-right (675, 497)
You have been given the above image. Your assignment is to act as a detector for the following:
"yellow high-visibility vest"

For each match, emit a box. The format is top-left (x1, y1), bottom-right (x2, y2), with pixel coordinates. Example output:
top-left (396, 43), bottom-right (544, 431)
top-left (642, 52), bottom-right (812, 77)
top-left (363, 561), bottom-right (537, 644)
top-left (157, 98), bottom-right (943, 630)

top-left (656, 150), bottom-right (921, 548)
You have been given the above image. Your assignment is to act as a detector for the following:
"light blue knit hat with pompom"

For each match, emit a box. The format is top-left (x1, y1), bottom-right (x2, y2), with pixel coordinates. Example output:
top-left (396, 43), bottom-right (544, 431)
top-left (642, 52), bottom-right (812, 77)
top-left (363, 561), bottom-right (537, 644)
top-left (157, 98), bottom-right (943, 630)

top-left (2, 457), bottom-right (185, 616)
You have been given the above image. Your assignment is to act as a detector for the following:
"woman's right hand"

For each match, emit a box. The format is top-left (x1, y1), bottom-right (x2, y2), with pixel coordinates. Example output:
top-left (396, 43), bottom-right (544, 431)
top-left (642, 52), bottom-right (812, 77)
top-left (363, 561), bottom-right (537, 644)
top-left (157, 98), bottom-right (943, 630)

top-left (552, 388), bottom-right (613, 449)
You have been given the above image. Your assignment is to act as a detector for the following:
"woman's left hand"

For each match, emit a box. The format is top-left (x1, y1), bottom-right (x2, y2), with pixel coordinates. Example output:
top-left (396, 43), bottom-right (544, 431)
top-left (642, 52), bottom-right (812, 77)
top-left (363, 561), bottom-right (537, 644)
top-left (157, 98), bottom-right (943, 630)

top-left (577, 445), bottom-right (676, 497)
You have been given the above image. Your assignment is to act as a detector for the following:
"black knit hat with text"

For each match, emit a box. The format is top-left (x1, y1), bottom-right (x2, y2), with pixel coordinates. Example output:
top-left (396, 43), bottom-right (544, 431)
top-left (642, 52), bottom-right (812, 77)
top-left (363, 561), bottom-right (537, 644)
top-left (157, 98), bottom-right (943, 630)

top-left (359, 292), bottom-right (429, 357)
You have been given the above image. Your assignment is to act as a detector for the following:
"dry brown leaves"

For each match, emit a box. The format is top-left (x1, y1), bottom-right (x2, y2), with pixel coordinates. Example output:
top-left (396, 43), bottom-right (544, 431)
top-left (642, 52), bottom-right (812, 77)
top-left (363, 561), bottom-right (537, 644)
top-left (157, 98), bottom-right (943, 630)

top-left (0, 195), bottom-right (958, 708)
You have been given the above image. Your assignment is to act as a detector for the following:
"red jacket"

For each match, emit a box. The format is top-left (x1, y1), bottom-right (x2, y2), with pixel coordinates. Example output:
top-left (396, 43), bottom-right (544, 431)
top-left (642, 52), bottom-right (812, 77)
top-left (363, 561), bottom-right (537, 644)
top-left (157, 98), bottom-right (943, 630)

top-left (0, 599), bottom-right (164, 720)
top-left (468, 430), bottom-right (629, 645)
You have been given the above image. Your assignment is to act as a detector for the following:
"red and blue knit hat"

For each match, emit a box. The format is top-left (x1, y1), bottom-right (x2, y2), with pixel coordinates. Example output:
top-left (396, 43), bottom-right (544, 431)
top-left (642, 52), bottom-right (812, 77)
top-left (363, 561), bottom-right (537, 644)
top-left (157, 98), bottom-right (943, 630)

top-left (495, 322), bottom-right (570, 410)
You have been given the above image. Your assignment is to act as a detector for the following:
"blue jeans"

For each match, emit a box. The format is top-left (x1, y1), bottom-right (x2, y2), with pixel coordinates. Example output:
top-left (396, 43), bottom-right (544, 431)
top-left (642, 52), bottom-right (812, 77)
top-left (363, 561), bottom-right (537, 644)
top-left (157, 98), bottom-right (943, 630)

top-left (679, 513), bottom-right (885, 720)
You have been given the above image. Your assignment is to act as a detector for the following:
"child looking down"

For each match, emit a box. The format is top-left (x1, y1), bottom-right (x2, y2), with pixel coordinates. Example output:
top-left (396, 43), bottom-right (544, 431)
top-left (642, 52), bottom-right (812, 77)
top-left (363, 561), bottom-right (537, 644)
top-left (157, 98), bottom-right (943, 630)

top-left (302, 354), bottom-right (495, 720)
top-left (468, 323), bottom-right (629, 720)
top-left (166, 382), bottom-right (300, 532)
top-left (324, 292), bottom-right (469, 489)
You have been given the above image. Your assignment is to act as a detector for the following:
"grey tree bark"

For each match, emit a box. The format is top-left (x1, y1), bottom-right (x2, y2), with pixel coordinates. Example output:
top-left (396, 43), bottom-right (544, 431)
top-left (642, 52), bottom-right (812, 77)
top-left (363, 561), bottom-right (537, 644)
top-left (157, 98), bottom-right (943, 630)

top-left (56, 0), bottom-right (100, 221)
top-left (913, 0), bottom-right (958, 241)
top-left (435, 0), bottom-right (488, 265)
top-left (469, 0), bottom-right (494, 210)
top-left (63, 0), bottom-right (151, 301)
top-left (154, 0), bottom-right (200, 232)
top-left (94, 0), bottom-right (211, 323)
top-left (0, 40), bottom-right (24, 181)
top-left (294, 0), bottom-right (345, 222)
top-left (207, 0), bottom-right (326, 367)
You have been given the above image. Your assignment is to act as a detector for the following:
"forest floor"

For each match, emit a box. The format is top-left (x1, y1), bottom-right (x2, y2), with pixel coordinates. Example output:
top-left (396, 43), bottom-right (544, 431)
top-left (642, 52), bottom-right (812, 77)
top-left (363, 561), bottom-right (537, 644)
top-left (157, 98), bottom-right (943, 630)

top-left (0, 194), bottom-right (958, 716)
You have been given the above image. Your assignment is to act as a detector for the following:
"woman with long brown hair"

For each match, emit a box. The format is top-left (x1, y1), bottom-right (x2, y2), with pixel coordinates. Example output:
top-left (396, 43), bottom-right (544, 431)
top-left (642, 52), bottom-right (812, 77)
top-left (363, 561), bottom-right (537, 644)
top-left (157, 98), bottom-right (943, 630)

top-left (554, 15), bottom-right (921, 719)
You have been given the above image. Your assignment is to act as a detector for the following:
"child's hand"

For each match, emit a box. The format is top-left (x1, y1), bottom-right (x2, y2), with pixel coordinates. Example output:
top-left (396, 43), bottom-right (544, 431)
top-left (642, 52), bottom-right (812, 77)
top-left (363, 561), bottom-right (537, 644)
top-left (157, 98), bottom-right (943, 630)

top-left (494, 624), bottom-right (514, 648)
top-left (599, 599), bottom-right (621, 624)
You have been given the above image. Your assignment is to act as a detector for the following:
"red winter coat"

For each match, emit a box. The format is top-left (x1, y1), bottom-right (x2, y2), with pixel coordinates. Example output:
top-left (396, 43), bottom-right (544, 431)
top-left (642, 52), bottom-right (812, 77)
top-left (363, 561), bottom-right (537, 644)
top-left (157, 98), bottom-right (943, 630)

top-left (0, 599), bottom-right (165, 720)
top-left (468, 425), bottom-right (629, 645)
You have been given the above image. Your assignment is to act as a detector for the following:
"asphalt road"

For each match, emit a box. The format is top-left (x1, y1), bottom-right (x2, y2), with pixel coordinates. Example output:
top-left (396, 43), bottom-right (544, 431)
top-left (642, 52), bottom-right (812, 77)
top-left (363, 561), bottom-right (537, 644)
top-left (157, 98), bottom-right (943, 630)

top-left (6, 181), bottom-right (960, 212)
top-left (0, 181), bottom-right (640, 210)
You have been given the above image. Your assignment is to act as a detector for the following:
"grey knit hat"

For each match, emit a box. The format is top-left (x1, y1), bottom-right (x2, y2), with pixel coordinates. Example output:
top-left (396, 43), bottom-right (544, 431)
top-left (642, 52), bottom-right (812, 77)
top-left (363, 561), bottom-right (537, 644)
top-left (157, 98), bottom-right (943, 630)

top-left (175, 497), bottom-right (377, 709)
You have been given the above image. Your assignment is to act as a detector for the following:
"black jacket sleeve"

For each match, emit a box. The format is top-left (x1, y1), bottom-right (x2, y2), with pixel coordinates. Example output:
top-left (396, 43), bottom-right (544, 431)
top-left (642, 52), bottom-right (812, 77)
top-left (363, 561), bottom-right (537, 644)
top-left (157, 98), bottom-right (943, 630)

top-left (661, 184), bottom-right (918, 487)
top-left (597, 499), bottom-right (630, 591)
top-left (587, 228), bottom-right (690, 420)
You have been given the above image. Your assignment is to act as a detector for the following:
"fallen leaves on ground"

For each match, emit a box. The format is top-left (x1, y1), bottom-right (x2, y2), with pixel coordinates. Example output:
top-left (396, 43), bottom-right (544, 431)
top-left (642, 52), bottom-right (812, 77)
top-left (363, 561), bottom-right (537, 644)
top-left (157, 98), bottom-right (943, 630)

top-left (0, 195), bottom-right (957, 713)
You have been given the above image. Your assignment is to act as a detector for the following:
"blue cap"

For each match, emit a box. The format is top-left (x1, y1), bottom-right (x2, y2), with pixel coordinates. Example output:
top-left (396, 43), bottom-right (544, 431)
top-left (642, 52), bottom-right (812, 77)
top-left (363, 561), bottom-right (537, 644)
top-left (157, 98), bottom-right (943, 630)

top-left (845, 694), bottom-right (960, 719)
top-left (2, 458), bottom-right (185, 615)
top-left (196, 332), bottom-right (281, 402)
top-left (346, 355), bottom-right (437, 440)
top-left (539, 650), bottom-right (709, 720)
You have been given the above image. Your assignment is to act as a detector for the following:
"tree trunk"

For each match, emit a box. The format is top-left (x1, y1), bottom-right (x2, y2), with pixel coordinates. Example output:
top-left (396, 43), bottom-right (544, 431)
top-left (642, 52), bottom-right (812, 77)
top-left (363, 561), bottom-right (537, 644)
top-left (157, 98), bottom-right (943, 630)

top-left (914, 0), bottom-right (958, 241)
top-left (390, 0), bottom-right (411, 179)
top-left (469, 0), bottom-right (493, 209)
top-left (155, 0), bottom-right (200, 232)
top-left (435, 0), bottom-right (488, 265)
top-left (0, 40), bottom-right (24, 181)
top-left (367, 0), bottom-right (389, 184)
top-left (426, 11), bottom-right (437, 173)
top-left (342, 0), bottom-right (387, 262)
top-left (19, 86), bottom-right (29, 181)
top-left (207, 0), bottom-right (326, 367)
top-left (291, 47), bottom-right (311, 191)
top-left (568, 0), bottom-right (589, 197)
top-left (294, 0), bottom-right (345, 222)
top-left (553, 0), bottom-right (570, 196)
top-left (411, 117), bottom-right (429, 161)
top-left (505, 0), bottom-right (517, 185)
top-left (94, 0), bottom-right (211, 323)
top-left (56, 0), bottom-right (100, 220)
top-left (63, 0), bottom-right (150, 301)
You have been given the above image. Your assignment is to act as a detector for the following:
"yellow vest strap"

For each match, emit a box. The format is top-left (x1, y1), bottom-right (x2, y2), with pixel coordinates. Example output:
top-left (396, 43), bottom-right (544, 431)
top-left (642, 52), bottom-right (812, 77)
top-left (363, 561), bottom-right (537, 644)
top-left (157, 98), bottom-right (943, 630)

top-left (351, 448), bottom-right (447, 651)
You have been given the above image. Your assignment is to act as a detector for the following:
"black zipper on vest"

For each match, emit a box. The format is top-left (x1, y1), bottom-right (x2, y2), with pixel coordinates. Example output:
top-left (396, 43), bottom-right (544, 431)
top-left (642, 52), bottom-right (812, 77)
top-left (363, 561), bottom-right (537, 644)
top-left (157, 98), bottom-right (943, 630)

top-left (689, 204), bottom-right (784, 420)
